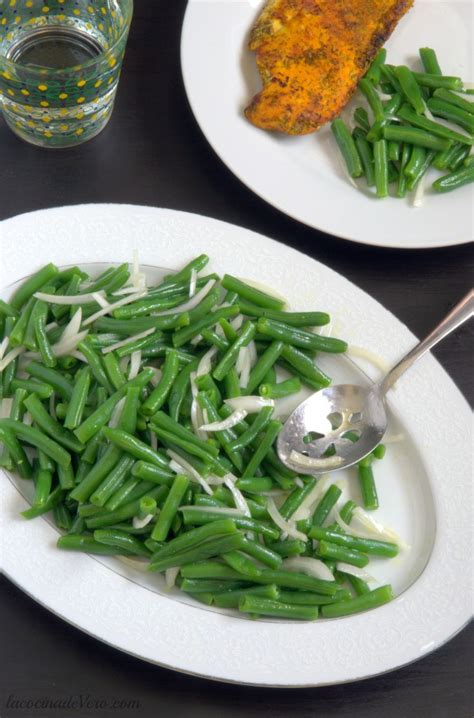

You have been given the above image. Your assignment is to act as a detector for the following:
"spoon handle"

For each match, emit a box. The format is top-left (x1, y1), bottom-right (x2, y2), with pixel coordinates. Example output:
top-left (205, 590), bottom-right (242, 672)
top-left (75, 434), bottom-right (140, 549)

top-left (380, 289), bottom-right (474, 395)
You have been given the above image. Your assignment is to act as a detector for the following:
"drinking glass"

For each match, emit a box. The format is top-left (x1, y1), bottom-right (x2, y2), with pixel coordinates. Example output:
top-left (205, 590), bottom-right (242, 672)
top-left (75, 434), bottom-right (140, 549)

top-left (0, 0), bottom-right (133, 147)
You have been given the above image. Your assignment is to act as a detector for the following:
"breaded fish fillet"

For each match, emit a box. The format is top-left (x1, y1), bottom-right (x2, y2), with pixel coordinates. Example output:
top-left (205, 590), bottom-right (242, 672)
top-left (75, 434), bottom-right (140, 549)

top-left (245, 0), bottom-right (413, 135)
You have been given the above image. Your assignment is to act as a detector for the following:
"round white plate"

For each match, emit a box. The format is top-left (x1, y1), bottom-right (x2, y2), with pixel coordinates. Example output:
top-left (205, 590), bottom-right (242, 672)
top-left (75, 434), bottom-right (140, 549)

top-left (0, 204), bottom-right (471, 686)
top-left (181, 0), bottom-right (473, 248)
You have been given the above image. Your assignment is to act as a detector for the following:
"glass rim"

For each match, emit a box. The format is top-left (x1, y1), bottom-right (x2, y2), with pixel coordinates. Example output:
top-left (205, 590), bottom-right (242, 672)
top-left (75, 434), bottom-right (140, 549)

top-left (0, 0), bottom-right (133, 75)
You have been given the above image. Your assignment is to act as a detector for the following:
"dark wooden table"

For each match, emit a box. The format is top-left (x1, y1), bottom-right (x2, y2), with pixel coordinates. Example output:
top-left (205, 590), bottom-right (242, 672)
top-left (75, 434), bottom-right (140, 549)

top-left (1, 3), bottom-right (472, 717)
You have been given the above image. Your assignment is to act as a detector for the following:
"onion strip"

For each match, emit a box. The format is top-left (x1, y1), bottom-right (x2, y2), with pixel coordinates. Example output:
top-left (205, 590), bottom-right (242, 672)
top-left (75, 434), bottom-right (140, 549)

top-left (225, 396), bottom-right (274, 413)
top-left (199, 409), bottom-right (247, 432)
top-left (282, 557), bottom-right (334, 581)
top-left (266, 497), bottom-right (307, 541)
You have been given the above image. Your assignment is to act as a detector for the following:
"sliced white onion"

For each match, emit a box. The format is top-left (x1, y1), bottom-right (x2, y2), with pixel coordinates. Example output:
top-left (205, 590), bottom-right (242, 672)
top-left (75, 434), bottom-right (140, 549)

top-left (294, 478), bottom-right (304, 488)
top-left (112, 286), bottom-right (146, 296)
top-left (199, 409), bottom-right (247, 432)
top-left (335, 508), bottom-right (408, 549)
top-left (224, 473), bottom-right (251, 517)
top-left (117, 556), bottom-right (148, 571)
top-left (0, 336), bottom-right (9, 361)
top-left (0, 398), bottom-right (13, 418)
top-left (282, 557), bottom-right (334, 581)
top-left (165, 566), bottom-right (180, 590)
top-left (196, 346), bottom-right (218, 377)
top-left (146, 367), bottom-right (162, 387)
top-left (92, 292), bottom-right (110, 309)
top-left (59, 307), bottom-right (82, 343)
top-left (52, 329), bottom-right (89, 357)
top-left (225, 396), bottom-right (274, 413)
top-left (178, 505), bottom-right (244, 516)
top-left (412, 172), bottom-right (426, 208)
top-left (45, 320), bottom-right (58, 332)
top-left (266, 497), bottom-right (307, 541)
top-left (238, 346), bottom-right (251, 388)
top-left (23, 412), bottom-right (33, 426)
top-left (82, 291), bottom-right (146, 326)
top-left (230, 314), bottom-right (244, 332)
top-left (128, 350), bottom-right (141, 380)
top-left (205, 474), bottom-right (227, 486)
top-left (289, 450), bottom-right (343, 470)
top-left (101, 328), bottom-right (156, 355)
top-left (108, 396), bottom-right (126, 428)
top-left (247, 339), bottom-right (257, 367)
top-left (71, 350), bottom-right (87, 363)
top-left (0, 346), bottom-right (25, 372)
top-left (336, 563), bottom-right (377, 582)
top-left (150, 431), bottom-right (158, 451)
top-left (292, 475), bottom-right (332, 522)
top-left (152, 279), bottom-right (216, 317)
top-left (132, 513), bottom-right (154, 529)
top-left (189, 268), bottom-right (197, 298)
top-left (34, 291), bottom-right (107, 305)
top-left (167, 449), bottom-right (213, 496)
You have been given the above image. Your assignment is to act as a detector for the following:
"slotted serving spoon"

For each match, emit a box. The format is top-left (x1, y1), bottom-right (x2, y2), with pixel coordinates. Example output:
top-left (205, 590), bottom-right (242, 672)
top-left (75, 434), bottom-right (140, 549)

top-left (277, 290), bottom-right (474, 474)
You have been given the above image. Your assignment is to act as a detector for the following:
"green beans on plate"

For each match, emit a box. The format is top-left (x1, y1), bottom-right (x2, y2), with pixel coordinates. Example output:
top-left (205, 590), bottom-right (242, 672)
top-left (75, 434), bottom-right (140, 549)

top-left (0, 255), bottom-right (403, 621)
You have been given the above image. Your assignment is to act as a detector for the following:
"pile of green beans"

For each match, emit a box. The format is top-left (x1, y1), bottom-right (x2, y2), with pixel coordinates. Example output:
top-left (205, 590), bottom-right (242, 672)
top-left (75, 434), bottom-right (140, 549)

top-left (332, 47), bottom-right (474, 199)
top-left (0, 257), bottom-right (399, 621)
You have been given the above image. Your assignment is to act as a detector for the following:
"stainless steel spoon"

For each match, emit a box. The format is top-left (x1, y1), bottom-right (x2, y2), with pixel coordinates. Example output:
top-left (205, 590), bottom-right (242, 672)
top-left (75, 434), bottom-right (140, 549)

top-left (277, 290), bottom-right (474, 474)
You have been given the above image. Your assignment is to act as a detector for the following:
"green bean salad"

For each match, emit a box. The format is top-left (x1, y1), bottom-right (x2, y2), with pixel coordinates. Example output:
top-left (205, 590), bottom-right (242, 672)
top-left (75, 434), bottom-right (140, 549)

top-left (332, 47), bottom-right (474, 203)
top-left (0, 256), bottom-right (405, 620)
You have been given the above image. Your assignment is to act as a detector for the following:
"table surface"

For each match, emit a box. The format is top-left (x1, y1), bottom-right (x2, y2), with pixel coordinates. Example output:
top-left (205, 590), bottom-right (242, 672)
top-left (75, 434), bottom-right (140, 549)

top-left (0, 2), bottom-right (472, 717)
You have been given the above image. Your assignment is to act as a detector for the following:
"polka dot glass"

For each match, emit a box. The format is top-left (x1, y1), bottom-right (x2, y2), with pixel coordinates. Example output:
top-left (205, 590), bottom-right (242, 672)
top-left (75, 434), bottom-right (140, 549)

top-left (0, 0), bottom-right (133, 147)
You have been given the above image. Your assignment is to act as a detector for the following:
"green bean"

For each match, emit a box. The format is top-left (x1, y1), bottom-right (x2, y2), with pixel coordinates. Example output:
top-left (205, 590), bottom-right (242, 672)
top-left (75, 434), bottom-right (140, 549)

top-left (25, 361), bottom-right (74, 401)
top-left (353, 127), bottom-right (375, 186)
top-left (427, 97), bottom-right (474, 134)
top-left (93, 529), bottom-right (151, 557)
top-left (396, 105), bottom-right (473, 146)
top-left (23, 393), bottom-right (83, 453)
top-left (234, 476), bottom-right (273, 493)
top-left (448, 144), bottom-right (471, 171)
top-left (345, 574), bottom-right (371, 596)
top-left (2, 357), bottom-right (18, 398)
top-left (172, 306), bottom-right (240, 348)
top-left (433, 142), bottom-right (462, 170)
top-left (102, 352), bottom-right (126, 391)
top-left (114, 295), bottom-right (187, 319)
top-left (95, 314), bottom-right (189, 337)
top-left (278, 478), bottom-right (316, 520)
top-left (180, 579), bottom-right (247, 594)
top-left (311, 484), bottom-right (342, 526)
top-left (432, 165), bottom-right (474, 192)
top-left (331, 119), bottom-right (364, 178)
top-left (221, 274), bottom-right (285, 311)
top-left (257, 318), bottom-right (347, 354)
top-left (419, 48), bottom-right (442, 75)
top-left (240, 596), bottom-right (318, 619)
top-left (74, 368), bottom-right (153, 444)
top-left (309, 526), bottom-right (398, 557)
top-left (150, 519), bottom-right (238, 565)
top-left (0, 300), bottom-right (18, 319)
top-left (279, 345), bottom-right (330, 387)
top-left (213, 585), bottom-right (280, 608)
top-left (0, 419), bottom-right (70, 468)
top-left (387, 140), bottom-right (400, 162)
top-left (131, 460), bottom-right (174, 485)
top-left (239, 536), bottom-right (282, 569)
top-left (9, 297), bottom-right (35, 347)
top-left (229, 408), bottom-right (275, 454)
top-left (104, 477), bottom-right (141, 511)
top-left (464, 156), bottom-right (474, 168)
top-left (404, 146), bottom-right (426, 179)
top-left (180, 561), bottom-right (244, 580)
top-left (168, 358), bottom-right (199, 422)
top-left (383, 125), bottom-right (451, 151)
top-left (0, 387), bottom-right (24, 470)
top-left (357, 461), bottom-right (379, 511)
top-left (237, 300), bottom-right (330, 327)
top-left (57, 462), bottom-right (74, 489)
top-left (278, 588), bottom-right (351, 606)
top-left (149, 533), bottom-right (246, 572)
top-left (394, 65), bottom-right (426, 114)
top-left (365, 48), bottom-right (386, 84)
top-left (187, 286), bottom-right (225, 326)
top-left (373, 139), bottom-right (389, 198)
top-left (433, 88), bottom-right (474, 115)
top-left (317, 540), bottom-right (369, 567)
top-left (101, 427), bottom-right (169, 469)
top-left (77, 341), bottom-right (113, 394)
top-left (413, 72), bottom-right (463, 91)
top-left (195, 373), bottom-right (222, 406)
top-left (196, 392), bottom-right (243, 471)
top-left (70, 444), bottom-right (122, 503)
top-left (241, 420), bottom-right (282, 479)
top-left (222, 550), bottom-right (261, 578)
top-left (223, 367), bottom-right (241, 399)
top-left (359, 78), bottom-right (384, 121)
top-left (90, 454), bottom-right (135, 507)
top-left (162, 254), bottom-right (209, 287)
top-left (10, 263), bottom-right (59, 311)
top-left (10, 379), bottom-right (53, 400)
top-left (22, 486), bottom-right (64, 519)
top-left (259, 377), bottom-right (301, 400)
top-left (219, 318), bottom-right (238, 343)
top-left (180, 507), bottom-right (279, 540)
top-left (397, 143), bottom-right (411, 198)
top-left (31, 300), bottom-right (56, 368)
top-left (270, 539), bottom-right (306, 558)
top-left (245, 341), bottom-right (284, 394)
top-left (353, 107), bottom-right (370, 132)
top-left (52, 502), bottom-right (72, 530)
top-left (213, 322), bottom-right (257, 382)
top-left (57, 533), bottom-right (134, 556)
top-left (137, 495), bottom-right (157, 519)
top-left (151, 474), bottom-right (189, 541)
top-left (201, 328), bottom-right (229, 352)
top-left (321, 585), bottom-right (393, 617)
top-left (339, 499), bottom-right (357, 524)
top-left (86, 484), bottom-right (168, 528)
top-left (23, 298), bottom-right (40, 351)
top-left (63, 367), bottom-right (91, 430)
top-left (0, 425), bottom-right (33, 478)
